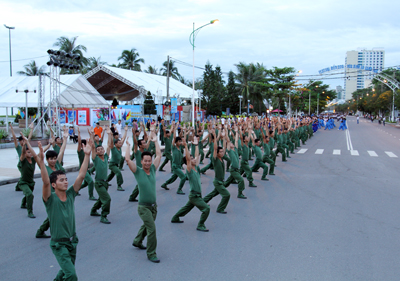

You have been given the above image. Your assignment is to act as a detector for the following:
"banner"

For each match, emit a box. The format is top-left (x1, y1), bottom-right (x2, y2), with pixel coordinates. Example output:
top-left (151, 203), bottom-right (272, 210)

top-left (68, 111), bottom-right (76, 123)
top-left (171, 98), bottom-right (177, 114)
top-left (78, 110), bottom-right (87, 125)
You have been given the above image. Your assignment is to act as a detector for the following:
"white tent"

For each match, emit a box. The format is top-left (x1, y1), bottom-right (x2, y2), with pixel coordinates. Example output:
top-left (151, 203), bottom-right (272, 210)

top-left (0, 74), bottom-right (109, 108)
top-left (84, 65), bottom-right (197, 101)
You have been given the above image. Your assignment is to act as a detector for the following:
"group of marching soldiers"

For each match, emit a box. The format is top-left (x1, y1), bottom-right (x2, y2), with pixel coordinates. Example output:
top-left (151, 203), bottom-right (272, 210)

top-left (10, 115), bottom-right (317, 279)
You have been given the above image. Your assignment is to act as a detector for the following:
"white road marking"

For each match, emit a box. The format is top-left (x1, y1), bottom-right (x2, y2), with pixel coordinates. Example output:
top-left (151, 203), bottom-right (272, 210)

top-left (315, 149), bottom-right (324, 154)
top-left (333, 149), bottom-right (341, 155)
top-left (350, 150), bottom-right (359, 156)
top-left (385, 151), bottom-right (398, 158)
top-left (367, 151), bottom-right (378, 157)
top-left (297, 149), bottom-right (308, 154)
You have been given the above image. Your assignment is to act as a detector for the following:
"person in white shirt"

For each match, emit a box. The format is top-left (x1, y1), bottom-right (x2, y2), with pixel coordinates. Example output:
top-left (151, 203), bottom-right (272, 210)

top-left (116, 120), bottom-right (122, 138)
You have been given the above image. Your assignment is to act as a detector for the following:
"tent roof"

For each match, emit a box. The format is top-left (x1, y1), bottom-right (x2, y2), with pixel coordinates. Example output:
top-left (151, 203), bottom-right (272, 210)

top-left (0, 74), bottom-right (109, 108)
top-left (84, 65), bottom-right (197, 101)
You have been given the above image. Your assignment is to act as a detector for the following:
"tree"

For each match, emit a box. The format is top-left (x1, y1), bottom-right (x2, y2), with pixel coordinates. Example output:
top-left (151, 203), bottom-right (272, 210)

top-left (17, 60), bottom-right (46, 76)
top-left (53, 36), bottom-right (88, 74)
top-left (161, 60), bottom-right (181, 80)
top-left (144, 65), bottom-right (160, 75)
top-left (222, 71), bottom-right (240, 114)
top-left (201, 62), bottom-right (225, 116)
top-left (143, 91), bottom-right (156, 115)
top-left (82, 56), bottom-right (106, 74)
top-left (118, 48), bottom-right (145, 71)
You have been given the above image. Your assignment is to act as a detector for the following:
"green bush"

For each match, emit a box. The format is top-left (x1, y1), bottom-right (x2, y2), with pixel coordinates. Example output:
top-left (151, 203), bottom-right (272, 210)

top-left (0, 120), bottom-right (4, 126)
top-left (0, 129), bottom-right (8, 139)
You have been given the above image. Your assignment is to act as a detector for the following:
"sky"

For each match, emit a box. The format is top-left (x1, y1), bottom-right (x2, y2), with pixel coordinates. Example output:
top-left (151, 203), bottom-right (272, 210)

top-left (1, 0), bottom-right (400, 91)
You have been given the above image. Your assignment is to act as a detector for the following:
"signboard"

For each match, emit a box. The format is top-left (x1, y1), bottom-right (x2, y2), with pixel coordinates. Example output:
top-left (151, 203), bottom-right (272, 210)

top-left (171, 98), bottom-right (177, 114)
top-left (78, 110), bottom-right (87, 125)
top-left (59, 111), bottom-right (66, 124)
top-left (318, 64), bottom-right (378, 74)
top-left (68, 111), bottom-right (76, 124)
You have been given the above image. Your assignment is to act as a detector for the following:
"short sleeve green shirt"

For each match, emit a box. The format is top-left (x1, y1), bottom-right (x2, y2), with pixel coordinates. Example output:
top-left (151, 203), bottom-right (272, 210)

top-left (241, 144), bottom-right (249, 162)
top-left (18, 157), bottom-right (36, 183)
top-left (109, 147), bottom-right (122, 165)
top-left (227, 149), bottom-right (239, 169)
top-left (16, 144), bottom-right (22, 157)
top-left (214, 157), bottom-right (225, 181)
top-left (164, 136), bottom-right (172, 154)
top-left (172, 145), bottom-right (182, 168)
top-left (135, 150), bottom-right (142, 168)
top-left (44, 186), bottom-right (77, 240)
top-left (187, 166), bottom-right (202, 195)
top-left (93, 153), bottom-right (109, 181)
top-left (53, 144), bottom-right (61, 155)
top-left (134, 164), bottom-right (156, 204)
top-left (254, 145), bottom-right (263, 161)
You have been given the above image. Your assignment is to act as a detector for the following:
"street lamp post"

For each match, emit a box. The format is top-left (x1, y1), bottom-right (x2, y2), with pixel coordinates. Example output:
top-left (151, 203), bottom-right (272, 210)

top-left (238, 95), bottom-right (243, 115)
top-left (189, 19), bottom-right (219, 126)
top-left (4, 24), bottom-right (15, 77)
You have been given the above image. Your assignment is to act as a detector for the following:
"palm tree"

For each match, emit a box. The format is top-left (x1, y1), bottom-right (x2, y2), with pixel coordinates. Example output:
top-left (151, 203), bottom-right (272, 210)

top-left (144, 65), bottom-right (160, 75)
top-left (17, 60), bottom-right (46, 76)
top-left (82, 56), bottom-right (106, 74)
top-left (118, 48), bottom-right (145, 71)
top-left (161, 60), bottom-right (181, 80)
top-left (53, 36), bottom-right (88, 74)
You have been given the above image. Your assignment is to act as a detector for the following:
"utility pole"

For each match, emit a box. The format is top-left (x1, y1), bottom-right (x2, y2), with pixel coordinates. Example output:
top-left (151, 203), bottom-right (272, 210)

top-left (166, 55), bottom-right (170, 102)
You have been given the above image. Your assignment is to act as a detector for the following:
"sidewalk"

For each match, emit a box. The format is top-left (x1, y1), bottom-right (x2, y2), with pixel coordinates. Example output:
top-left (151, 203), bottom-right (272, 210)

top-left (0, 128), bottom-right (167, 186)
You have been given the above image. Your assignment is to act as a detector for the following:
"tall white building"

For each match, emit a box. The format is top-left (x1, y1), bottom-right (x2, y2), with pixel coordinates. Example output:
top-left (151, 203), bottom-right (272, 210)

top-left (344, 48), bottom-right (385, 100)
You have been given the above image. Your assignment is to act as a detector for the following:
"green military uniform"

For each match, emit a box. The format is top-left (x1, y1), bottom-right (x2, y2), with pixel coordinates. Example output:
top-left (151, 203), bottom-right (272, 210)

top-left (132, 164), bottom-right (158, 262)
top-left (276, 133), bottom-right (287, 162)
top-left (15, 144), bottom-right (22, 191)
top-left (269, 134), bottom-right (277, 163)
top-left (106, 147), bottom-right (124, 190)
top-left (89, 140), bottom-right (102, 175)
top-left (18, 157), bottom-right (36, 217)
top-left (161, 145), bottom-right (187, 194)
top-left (129, 150), bottom-right (142, 202)
top-left (77, 150), bottom-right (95, 199)
top-left (159, 134), bottom-right (172, 171)
top-left (200, 141), bottom-right (214, 174)
top-left (145, 141), bottom-right (156, 156)
top-left (203, 157), bottom-right (230, 213)
top-left (251, 145), bottom-right (269, 180)
top-left (45, 186), bottom-right (79, 281)
top-left (239, 144), bottom-right (256, 186)
top-left (37, 161), bottom-right (66, 236)
top-left (262, 141), bottom-right (275, 175)
top-left (171, 166), bottom-right (210, 231)
top-left (53, 144), bottom-right (63, 166)
top-left (91, 154), bottom-right (111, 221)
top-left (224, 148), bottom-right (246, 198)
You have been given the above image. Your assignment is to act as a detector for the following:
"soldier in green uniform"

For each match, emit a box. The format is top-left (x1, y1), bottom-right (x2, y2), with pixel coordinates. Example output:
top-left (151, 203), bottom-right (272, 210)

top-left (251, 135), bottom-right (269, 181)
top-left (40, 138), bottom-right (92, 281)
top-left (200, 127), bottom-right (216, 174)
top-left (260, 127), bottom-right (275, 175)
top-left (223, 125), bottom-right (247, 199)
top-left (10, 123), bottom-right (34, 191)
top-left (125, 130), bottom-right (162, 263)
top-left (36, 128), bottom-right (68, 238)
top-left (171, 136), bottom-right (210, 231)
top-left (88, 128), bottom-right (105, 175)
top-left (130, 128), bottom-right (141, 161)
top-left (239, 125), bottom-right (257, 187)
top-left (106, 125), bottom-right (128, 191)
top-left (89, 127), bottom-right (113, 224)
top-left (203, 127), bottom-right (231, 213)
top-left (128, 136), bottom-right (150, 202)
top-left (77, 127), bottom-right (96, 200)
top-left (158, 122), bottom-right (174, 171)
top-left (161, 124), bottom-right (187, 194)
top-left (18, 133), bottom-right (39, 218)
top-left (276, 122), bottom-right (288, 162)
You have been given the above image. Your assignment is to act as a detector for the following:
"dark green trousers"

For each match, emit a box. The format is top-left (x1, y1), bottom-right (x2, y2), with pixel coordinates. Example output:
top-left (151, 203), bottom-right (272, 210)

top-left (106, 163), bottom-right (123, 187)
top-left (159, 153), bottom-right (172, 171)
top-left (205, 149), bottom-right (211, 158)
top-left (134, 204), bottom-right (157, 259)
top-left (119, 157), bottom-right (125, 169)
top-left (172, 194), bottom-right (210, 228)
top-left (203, 180), bottom-right (230, 212)
top-left (92, 181), bottom-right (111, 218)
top-left (80, 172), bottom-right (94, 197)
top-left (50, 236), bottom-right (78, 281)
top-left (224, 169), bottom-right (245, 195)
top-left (129, 184), bottom-right (139, 201)
top-left (287, 141), bottom-right (294, 154)
top-left (223, 155), bottom-right (231, 171)
top-left (276, 145), bottom-right (287, 161)
top-left (38, 217), bottom-right (50, 233)
top-left (199, 150), bottom-right (205, 163)
top-left (262, 155), bottom-right (275, 174)
top-left (239, 161), bottom-right (254, 183)
top-left (19, 181), bottom-right (34, 214)
top-left (163, 166), bottom-right (187, 192)
top-left (251, 159), bottom-right (269, 178)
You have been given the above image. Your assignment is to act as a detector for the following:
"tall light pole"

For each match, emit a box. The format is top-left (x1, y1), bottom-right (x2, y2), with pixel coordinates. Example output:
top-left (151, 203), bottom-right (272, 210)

top-left (189, 19), bottom-right (219, 126)
top-left (4, 24), bottom-right (15, 77)
top-left (238, 95), bottom-right (243, 115)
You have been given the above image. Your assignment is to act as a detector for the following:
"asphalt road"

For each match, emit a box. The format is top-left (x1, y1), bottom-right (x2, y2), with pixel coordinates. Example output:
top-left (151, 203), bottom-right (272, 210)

top-left (1, 116), bottom-right (400, 281)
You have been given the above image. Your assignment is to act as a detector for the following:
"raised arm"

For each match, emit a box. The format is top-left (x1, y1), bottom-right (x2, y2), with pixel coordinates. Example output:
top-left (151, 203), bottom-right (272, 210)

top-left (100, 126), bottom-right (105, 142)
top-left (10, 124), bottom-right (18, 148)
top-left (184, 138), bottom-right (192, 172)
top-left (73, 139), bottom-right (92, 193)
top-left (88, 127), bottom-right (97, 161)
top-left (106, 127), bottom-right (113, 156)
top-left (121, 125), bottom-right (128, 144)
top-left (77, 127), bottom-right (82, 152)
top-left (20, 133), bottom-right (39, 162)
top-left (39, 142), bottom-right (51, 202)
top-left (125, 138), bottom-right (137, 174)
top-left (57, 127), bottom-right (69, 164)
top-left (152, 132), bottom-right (162, 169)
top-left (213, 131), bottom-right (220, 159)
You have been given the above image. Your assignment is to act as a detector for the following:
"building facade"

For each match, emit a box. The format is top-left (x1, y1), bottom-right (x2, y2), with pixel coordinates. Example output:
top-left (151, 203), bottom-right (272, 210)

top-left (344, 48), bottom-right (385, 100)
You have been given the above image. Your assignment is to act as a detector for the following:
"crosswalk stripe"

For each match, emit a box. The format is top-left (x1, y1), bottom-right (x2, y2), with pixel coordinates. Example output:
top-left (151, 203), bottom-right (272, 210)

top-left (333, 149), bottom-right (341, 155)
top-left (350, 150), bottom-right (359, 156)
top-left (367, 151), bottom-right (378, 157)
top-left (385, 151), bottom-right (398, 158)
top-left (297, 149), bottom-right (308, 154)
top-left (315, 149), bottom-right (324, 154)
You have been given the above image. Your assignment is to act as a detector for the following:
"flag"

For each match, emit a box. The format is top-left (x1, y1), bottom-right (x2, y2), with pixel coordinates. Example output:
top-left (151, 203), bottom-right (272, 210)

top-left (20, 111), bottom-right (25, 119)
